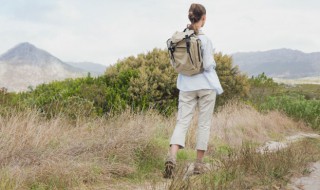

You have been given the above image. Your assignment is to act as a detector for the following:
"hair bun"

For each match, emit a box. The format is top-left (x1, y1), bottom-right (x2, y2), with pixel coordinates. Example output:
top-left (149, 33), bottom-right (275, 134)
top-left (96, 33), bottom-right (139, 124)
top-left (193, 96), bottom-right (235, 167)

top-left (188, 12), bottom-right (196, 22)
top-left (188, 3), bottom-right (206, 24)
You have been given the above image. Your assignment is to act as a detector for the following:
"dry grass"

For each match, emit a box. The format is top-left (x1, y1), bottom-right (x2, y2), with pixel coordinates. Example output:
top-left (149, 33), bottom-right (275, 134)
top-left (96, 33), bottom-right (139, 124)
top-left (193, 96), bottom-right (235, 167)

top-left (166, 138), bottom-right (320, 190)
top-left (0, 110), bottom-right (173, 189)
top-left (0, 102), bottom-right (309, 189)
top-left (185, 102), bottom-right (309, 153)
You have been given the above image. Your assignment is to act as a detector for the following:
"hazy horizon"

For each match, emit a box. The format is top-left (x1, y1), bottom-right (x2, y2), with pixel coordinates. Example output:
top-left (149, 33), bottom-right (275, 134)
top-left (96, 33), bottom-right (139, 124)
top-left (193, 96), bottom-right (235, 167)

top-left (0, 0), bottom-right (319, 66)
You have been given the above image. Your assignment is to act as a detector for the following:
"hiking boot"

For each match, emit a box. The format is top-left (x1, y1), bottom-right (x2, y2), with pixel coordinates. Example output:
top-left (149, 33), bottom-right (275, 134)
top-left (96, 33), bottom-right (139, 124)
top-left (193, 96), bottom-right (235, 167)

top-left (193, 160), bottom-right (208, 175)
top-left (163, 155), bottom-right (176, 179)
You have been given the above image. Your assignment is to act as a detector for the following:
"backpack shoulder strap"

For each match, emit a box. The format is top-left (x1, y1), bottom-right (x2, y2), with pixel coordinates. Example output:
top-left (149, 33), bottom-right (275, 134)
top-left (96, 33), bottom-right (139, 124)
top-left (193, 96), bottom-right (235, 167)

top-left (183, 28), bottom-right (195, 35)
top-left (185, 28), bottom-right (204, 36)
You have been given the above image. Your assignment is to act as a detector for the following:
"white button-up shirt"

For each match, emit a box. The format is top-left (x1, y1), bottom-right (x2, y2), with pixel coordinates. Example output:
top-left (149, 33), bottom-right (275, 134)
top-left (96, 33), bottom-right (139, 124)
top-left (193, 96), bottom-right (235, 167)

top-left (176, 31), bottom-right (224, 95)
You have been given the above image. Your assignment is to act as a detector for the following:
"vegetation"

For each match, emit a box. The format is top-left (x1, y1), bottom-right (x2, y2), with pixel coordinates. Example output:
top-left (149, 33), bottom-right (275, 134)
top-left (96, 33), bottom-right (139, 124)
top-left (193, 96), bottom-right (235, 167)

top-left (0, 110), bottom-right (171, 189)
top-left (167, 138), bottom-right (320, 190)
top-left (247, 73), bottom-right (320, 129)
top-left (1, 50), bottom-right (317, 128)
top-left (104, 49), bottom-right (179, 115)
top-left (1, 49), bottom-right (249, 117)
top-left (0, 103), bottom-right (312, 189)
top-left (260, 94), bottom-right (320, 129)
top-left (215, 53), bottom-right (249, 106)
top-left (0, 48), bottom-right (319, 189)
top-left (282, 83), bottom-right (320, 100)
top-left (246, 72), bottom-right (280, 106)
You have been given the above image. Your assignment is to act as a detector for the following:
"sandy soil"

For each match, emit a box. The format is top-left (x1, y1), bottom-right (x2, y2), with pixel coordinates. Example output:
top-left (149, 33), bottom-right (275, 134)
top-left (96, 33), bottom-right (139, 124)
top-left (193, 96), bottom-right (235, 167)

top-left (288, 162), bottom-right (320, 190)
top-left (258, 133), bottom-right (320, 190)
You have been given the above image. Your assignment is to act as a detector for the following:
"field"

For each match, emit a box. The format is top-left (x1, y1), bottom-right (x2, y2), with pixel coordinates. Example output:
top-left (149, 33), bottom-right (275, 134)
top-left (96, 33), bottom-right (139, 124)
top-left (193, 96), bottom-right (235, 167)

top-left (1, 103), bottom-right (319, 189)
top-left (0, 52), bottom-right (319, 189)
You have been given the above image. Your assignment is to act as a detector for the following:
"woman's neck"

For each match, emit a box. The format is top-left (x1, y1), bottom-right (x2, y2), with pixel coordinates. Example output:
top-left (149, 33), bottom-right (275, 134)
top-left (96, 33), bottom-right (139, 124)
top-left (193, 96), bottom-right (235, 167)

top-left (192, 22), bottom-right (202, 30)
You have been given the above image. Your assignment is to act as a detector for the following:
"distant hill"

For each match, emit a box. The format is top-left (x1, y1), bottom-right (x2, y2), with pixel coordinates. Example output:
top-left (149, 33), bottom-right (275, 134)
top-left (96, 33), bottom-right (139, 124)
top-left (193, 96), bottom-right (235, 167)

top-left (66, 62), bottom-right (106, 76)
top-left (273, 76), bottom-right (320, 85)
top-left (232, 48), bottom-right (320, 79)
top-left (0, 42), bottom-right (86, 92)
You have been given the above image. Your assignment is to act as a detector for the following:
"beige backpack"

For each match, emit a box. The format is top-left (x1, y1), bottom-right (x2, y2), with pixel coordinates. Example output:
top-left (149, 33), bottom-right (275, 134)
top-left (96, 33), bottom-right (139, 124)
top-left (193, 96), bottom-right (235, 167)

top-left (167, 28), bottom-right (204, 76)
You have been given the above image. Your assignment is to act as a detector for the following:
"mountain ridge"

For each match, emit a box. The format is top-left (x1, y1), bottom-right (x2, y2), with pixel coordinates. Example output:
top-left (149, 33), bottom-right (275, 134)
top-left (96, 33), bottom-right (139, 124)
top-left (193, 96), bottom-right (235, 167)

top-left (232, 48), bottom-right (320, 78)
top-left (0, 42), bottom-right (84, 73)
top-left (0, 42), bottom-right (86, 92)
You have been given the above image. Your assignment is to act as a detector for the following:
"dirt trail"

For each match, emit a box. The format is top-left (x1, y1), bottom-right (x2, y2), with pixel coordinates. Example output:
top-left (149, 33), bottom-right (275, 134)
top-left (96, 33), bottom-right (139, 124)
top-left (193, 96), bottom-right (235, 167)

top-left (120, 133), bottom-right (320, 190)
top-left (257, 133), bottom-right (320, 190)
top-left (156, 133), bottom-right (320, 190)
top-left (257, 133), bottom-right (320, 153)
top-left (288, 162), bottom-right (320, 190)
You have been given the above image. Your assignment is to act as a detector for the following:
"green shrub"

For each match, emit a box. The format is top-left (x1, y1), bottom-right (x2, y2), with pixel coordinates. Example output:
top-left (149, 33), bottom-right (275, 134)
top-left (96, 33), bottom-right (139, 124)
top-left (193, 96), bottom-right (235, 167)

top-left (105, 49), bottom-right (178, 115)
top-left (249, 72), bottom-right (278, 87)
top-left (215, 53), bottom-right (250, 106)
top-left (43, 96), bottom-right (96, 119)
top-left (246, 73), bottom-right (280, 106)
top-left (20, 75), bottom-right (107, 118)
top-left (3, 49), bottom-right (250, 118)
top-left (105, 49), bottom-right (249, 115)
top-left (0, 91), bottom-right (13, 114)
top-left (0, 90), bottom-right (27, 115)
top-left (260, 94), bottom-right (320, 129)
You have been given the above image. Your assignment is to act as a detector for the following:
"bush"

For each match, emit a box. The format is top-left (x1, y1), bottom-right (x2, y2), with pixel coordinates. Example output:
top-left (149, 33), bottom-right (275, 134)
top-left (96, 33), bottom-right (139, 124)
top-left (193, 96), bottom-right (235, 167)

top-left (105, 49), bottom-right (249, 115)
top-left (249, 72), bottom-right (277, 88)
top-left (20, 75), bottom-right (107, 118)
top-left (215, 52), bottom-right (250, 106)
top-left (260, 94), bottom-right (320, 129)
top-left (105, 49), bottom-right (178, 115)
top-left (44, 96), bottom-right (96, 119)
top-left (247, 73), bottom-right (280, 106)
top-left (3, 49), bottom-right (250, 118)
top-left (0, 89), bottom-right (12, 111)
top-left (0, 90), bottom-right (27, 115)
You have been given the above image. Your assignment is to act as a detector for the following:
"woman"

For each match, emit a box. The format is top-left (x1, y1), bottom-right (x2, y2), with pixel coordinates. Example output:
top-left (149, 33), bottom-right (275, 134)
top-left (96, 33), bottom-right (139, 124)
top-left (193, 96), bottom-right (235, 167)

top-left (164, 3), bottom-right (223, 178)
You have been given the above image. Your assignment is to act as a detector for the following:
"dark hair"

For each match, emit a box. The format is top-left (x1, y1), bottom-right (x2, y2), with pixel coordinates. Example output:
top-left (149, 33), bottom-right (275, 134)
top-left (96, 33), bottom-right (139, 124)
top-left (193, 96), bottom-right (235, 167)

top-left (188, 3), bottom-right (206, 34)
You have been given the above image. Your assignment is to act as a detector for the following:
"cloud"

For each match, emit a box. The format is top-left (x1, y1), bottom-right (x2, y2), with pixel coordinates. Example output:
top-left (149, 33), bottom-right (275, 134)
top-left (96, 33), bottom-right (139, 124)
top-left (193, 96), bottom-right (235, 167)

top-left (0, 0), bottom-right (319, 66)
top-left (0, 0), bottom-right (59, 23)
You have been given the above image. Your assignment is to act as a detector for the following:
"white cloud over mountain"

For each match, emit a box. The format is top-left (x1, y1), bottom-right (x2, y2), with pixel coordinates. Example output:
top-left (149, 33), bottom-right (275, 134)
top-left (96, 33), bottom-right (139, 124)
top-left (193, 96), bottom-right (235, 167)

top-left (0, 0), bottom-right (319, 66)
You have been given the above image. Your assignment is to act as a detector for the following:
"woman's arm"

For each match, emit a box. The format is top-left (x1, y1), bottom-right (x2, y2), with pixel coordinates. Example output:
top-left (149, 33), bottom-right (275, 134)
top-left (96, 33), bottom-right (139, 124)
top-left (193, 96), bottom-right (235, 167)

top-left (202, 38), bottom-right (216, 71)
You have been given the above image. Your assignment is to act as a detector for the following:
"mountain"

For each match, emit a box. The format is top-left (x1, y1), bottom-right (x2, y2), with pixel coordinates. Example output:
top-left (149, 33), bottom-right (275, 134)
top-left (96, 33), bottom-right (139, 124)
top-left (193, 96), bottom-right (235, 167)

top-left (0, 42), bottom-right (82, 72)
top-left (232, 48), bottom-right (320, 78)
top-left (66, 62), bottom-right (106, 76)
top-left (0, 42), bottom-right (86, 92)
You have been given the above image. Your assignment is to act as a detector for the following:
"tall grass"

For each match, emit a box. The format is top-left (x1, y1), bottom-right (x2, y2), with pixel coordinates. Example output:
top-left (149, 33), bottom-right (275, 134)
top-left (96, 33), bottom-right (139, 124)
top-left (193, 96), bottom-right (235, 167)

top-left (194, 102), bottom-right (307, 152)
top-left (165, 138), bottom-right (320, 190)
top-left (0, 110), bottom-right (173, 189)
top-left (0, 103), bottom-right (309, 189)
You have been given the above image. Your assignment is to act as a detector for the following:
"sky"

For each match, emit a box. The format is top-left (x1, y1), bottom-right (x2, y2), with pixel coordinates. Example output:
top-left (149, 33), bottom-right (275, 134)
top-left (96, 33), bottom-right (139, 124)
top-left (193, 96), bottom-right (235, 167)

top-left (0, 0), bottom-right (319, 66)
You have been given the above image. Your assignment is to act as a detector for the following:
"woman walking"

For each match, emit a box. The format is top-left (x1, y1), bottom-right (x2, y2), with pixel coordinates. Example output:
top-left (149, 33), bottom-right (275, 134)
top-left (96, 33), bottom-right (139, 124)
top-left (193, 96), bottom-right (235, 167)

top-left (164, 3), bottom-right (223, 178)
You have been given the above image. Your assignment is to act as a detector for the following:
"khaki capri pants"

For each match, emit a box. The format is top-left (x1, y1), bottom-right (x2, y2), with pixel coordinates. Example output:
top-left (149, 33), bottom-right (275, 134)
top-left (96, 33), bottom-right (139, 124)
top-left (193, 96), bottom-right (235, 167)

top-left (170, 89), bottom-right (216, 151)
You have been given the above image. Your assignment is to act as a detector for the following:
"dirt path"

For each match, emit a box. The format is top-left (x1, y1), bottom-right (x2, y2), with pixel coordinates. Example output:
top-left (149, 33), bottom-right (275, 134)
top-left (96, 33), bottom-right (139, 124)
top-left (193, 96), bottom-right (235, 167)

top-left (257, 133), bottom-right (320, 190)
top-left (119, 133), bottom-right (320, 190)
top-left (257, 133), bottom-right (320, 153)
top-left (158, 133), bottom-right (320, 190)
top-left (288, 161), bottom-right (320, 190)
